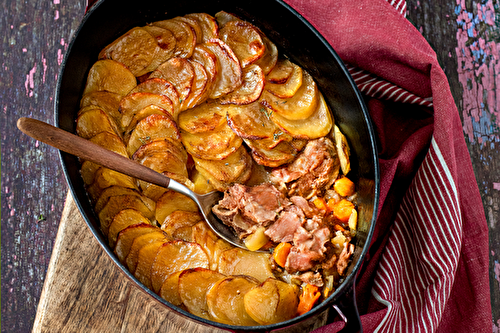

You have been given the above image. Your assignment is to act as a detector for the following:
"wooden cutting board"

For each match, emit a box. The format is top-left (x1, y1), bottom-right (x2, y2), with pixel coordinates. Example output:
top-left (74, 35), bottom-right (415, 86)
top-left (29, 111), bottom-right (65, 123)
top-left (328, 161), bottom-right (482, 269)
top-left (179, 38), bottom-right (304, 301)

top-left (32, 192), bottom-right (329, 333)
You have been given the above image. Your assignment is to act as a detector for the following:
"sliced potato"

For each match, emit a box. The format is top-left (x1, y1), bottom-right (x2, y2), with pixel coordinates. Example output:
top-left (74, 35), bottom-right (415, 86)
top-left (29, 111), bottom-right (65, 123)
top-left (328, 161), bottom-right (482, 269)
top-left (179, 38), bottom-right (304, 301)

top-left (219, 20), bottom-right (265, 68)
top-left (245, 139), bottom-right (297, 168)
top-left (114, 223), bottom-right (159, 263)
top-left (134, 240), bottom-right (167, 289)
top-left (134, 151), bottom-right (188, 178)
top-left (191, 221), bottom-right (219, 270)
top-left (122, 104), bottom-right (173, 138)
top-left (185, 13), bottom-right (218, 43)
top-left (108, 208), bottom-right (151, 248)
top-left (218, 247), bottom-right (274, 283)
top-left (159, 270), bottom-right (184, 306)
top-left (214, 11), bottom-right (241, 29)
top-left (79, 91), bottom-right (122, 124)
top-left (139, 172), bottom-right (194, 201)
top-left (156, 191), bottom-right (198, 225)
top-left (76, 108), bottom-right (120, 140)
top-left (181, 60), bottom-right (209, 110)
top-left (87, 168), bottom-right (137, 201)
top-left (204, 39), bottom-right (242, 99)
top-left (266, 59), bottom-right (294, 84)
top-left (160, 210), bottom-right (203, 237)
top-left (173, 16), bottom-right (202, 44)
top-left (89, 132), bottom-right (128, 157)
top-left (152, 19), bottom-right (196, 58)
top-left (119, 92), bottom-right (174, 131)
top-left (190, 169), bottom-right (216, 194)
top-left (181, 124), bottom-right (243, 161)
top-left (126, 230), bottom-right (169, 273)
top-left (132, 138), bottom-right (187, 164)
top-left (219, 64), bottom-right (264, 105)
top-left (129, 78), bottom-right (180, 116)
top-left (178, 268), bottom-right (226, 319)
top-left (94, 186), bottom-right (155, 214)
top-left (141, 25), bottom-right (176, 72)
top-left (265, 61), bottom-right (303, 99)
top-left (254, 35), bottom-right (278, 75)
top-left (206, 275), bottom-right (259, 326)
top-left (83, 59), bottom-right (137, 96)
top-left (150, 240), bottom-right (209, 293)
top-left (177, 100), bottom-right (228, 134)
top-left (190, 45), bottom-right (218, 92)
top-left (80, 160), bottom-right (101, 186)
top-left (333, 125), bottom-right (351, 175)
top-left (226, 100), bottom-right (277, 140)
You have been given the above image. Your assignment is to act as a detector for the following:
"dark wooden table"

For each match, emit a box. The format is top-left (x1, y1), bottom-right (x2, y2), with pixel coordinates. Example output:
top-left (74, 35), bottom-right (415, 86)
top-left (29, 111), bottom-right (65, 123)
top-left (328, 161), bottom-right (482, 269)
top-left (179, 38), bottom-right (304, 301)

top-left (1, 0), bottom-right (498, 332)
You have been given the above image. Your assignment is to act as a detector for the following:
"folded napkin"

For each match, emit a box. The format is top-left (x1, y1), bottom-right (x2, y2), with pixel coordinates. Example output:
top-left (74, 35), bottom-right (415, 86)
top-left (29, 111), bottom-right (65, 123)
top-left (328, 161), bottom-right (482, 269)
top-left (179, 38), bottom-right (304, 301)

top-left (284, 0), bottom-right (492, 331)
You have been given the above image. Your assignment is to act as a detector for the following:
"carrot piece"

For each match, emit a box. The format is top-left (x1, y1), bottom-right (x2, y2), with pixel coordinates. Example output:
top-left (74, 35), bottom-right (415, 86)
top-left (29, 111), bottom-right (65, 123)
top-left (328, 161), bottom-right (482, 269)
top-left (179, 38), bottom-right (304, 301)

top-left (333, 177), bottom-right (355, 197)
top-left (332, 199), bottom-right (355, 223)
top-left (297, 284), bottom-right (321, 315)
top-left (273, 242), bottom-right (292, 267)
top-left (333, 224), bottom-right (345, 232)
top-left (326, 198), bottom-right (337, 213)
top-left (313, 197), bottom-right (327, 211)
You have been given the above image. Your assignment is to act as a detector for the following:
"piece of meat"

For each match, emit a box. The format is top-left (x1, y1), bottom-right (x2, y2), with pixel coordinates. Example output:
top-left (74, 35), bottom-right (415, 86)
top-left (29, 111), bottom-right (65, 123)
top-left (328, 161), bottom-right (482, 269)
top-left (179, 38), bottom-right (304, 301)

top-left (286, 226), bottom-right (331, 272)
top-left (264, 205), bottom-right (304, 243)
top-left (337, 242), bottom-right (355, 275)
top-left (295, 271), bottom-right (324, 287)
top-left (290, 196), bottom-right (321, 218)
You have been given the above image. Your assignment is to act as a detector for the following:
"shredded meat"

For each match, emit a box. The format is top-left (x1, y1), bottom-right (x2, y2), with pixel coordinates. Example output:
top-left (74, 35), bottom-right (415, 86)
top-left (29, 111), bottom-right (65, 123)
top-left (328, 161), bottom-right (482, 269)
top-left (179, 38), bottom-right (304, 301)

top-left (264, 205), bottom-right (304, 243)
top-left (296, 271), bottom-right (324, 287)
top-left (337, 243), bottom-right (355, 275)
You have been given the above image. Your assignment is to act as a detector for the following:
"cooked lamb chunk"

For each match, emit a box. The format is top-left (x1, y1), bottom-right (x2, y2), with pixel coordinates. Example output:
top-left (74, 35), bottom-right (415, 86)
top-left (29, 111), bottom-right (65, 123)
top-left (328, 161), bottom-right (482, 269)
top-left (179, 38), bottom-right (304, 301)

top-left (337, 242), bottom-right (355, 275)
top-left (264, 205), bottom-right (304, 243)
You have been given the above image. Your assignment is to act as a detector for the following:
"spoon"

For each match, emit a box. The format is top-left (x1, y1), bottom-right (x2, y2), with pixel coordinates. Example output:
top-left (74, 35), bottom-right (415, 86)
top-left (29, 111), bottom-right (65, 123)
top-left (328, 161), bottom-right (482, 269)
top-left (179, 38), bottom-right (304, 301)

top-left (16, 117), bottom-right (255, 252)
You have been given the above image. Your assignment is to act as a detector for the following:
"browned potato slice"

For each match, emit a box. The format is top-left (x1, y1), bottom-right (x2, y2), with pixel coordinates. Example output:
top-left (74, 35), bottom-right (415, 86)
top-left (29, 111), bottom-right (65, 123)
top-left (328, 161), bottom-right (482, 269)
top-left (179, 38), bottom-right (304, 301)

top-left (191, 221), bottom-right (234, 271)
top-left (159, 270), bottom-right (184, 306)
top-left (99, 27), bottom-right (158, 77)
top-left (266, 61), bottom-right (303, 99)
top-left (190, 169), bottom-right (216, 194)
top-left (333, 125), bottom-right (351, 175)
top-left (262, 70), bottom-right (318, 120)
top-left (204, 39), bottom-right (242, 99)
top-left (141, 25), bottom-right (176, 72)
top-left (214, 11), bottom-right (241, 29)
top-left (139, 172), bottom-right (194, 201)
top-left (149, 57), bottom-right (194, 114)
top-left (271, 93), bottom-right (333, 139)
top-left (206, 276), bottom-right (259, 326)
top-left (254, 35), bottom-right (278, 75)
top-left (134, 240), bottom-right (167, 289)
top-left (126, 114), bottom-right (181, 157)
top-left (122, 104), bottom-right (172, 139)
top-left (114, 223), bottom-right (159, 262)
top-left (178, 268), bottom-right (226, 319)
top-left (79, 91), bottom-right (122, 123)
top-left (160, 211), bottom-right (203, 237)
top-left (181, 60), bottom-right (209, 110)
top-left (218, 248), bottom-right (274, 282)
top-left (152, 19), bottom-right (196, 58)
top-left (80, 160), bottom-right (101, 186)
top-left (94, 185), bottom-right (155, 214)
top-left (119, 92), bottom-right (174, 130)
top-left (177, 100), bottom-right (228, 134)
top-left (226, 100), bottom-right (276, 140)
top-left (76, 108), bottom-right (120, 140)
top-left (156, 191), bottom-right (198, 225)
top-left (245, 139), bottom-right (297, 168)
top-left (132, 138), bottom-right (187, 164)
top-left (244, 278), bottom-right (299, 325)
top-left (219, 64), bottom-right (264, 105)
top-left (150, 240), bottom-right (209, 293)
top-left (126, 230), bottom-right (169, 273)
top-left (219, 21), bottom-right (265, 68)
top-left (190, 45), bottom-right (218, 91)
top-left (173, 16), bottom-right (202, 44)
top-left (181, 124), bottom-right (242, 161)
top-left (87, 168), bottom-right (137, 201)
top-left (185, 13), bottom-right (218, 43)
top-left (129, 78), bottom-right (180, 116)
top-left (266, 59), bottom-right (294, 84)
top-left (98, 194), bottom-right (155, 237)
top-left (83, 59), bottom-right (137, 96)
top-left (108, 209), bottom-right (151, 248)
top-left (135, 151), bottom-right (188, 178)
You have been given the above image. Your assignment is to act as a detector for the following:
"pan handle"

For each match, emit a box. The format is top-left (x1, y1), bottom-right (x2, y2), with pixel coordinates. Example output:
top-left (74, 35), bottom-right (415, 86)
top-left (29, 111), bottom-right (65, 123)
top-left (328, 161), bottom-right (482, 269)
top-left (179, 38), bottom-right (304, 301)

top-left (328, 280), bottom-right (362, 332)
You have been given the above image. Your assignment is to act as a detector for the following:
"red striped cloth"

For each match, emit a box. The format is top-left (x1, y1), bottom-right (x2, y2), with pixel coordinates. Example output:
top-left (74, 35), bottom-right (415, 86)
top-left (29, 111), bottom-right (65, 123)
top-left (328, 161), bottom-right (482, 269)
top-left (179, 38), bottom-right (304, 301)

top-left (285, 0), bottom-right (492, 332)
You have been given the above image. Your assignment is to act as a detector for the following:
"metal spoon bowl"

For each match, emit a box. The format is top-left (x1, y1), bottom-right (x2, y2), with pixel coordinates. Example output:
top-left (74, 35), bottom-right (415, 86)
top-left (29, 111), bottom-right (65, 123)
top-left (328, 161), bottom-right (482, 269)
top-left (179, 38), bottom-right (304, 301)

top-left (16, 117), bottom-right (254, 251)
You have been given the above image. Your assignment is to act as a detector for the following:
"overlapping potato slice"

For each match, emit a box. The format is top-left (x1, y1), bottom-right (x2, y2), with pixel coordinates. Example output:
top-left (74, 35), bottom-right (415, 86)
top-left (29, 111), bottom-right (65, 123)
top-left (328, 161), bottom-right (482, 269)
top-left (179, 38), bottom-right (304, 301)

top-left (126, 230), bottom-right (169, 273)
top-left (265, 60), bottom-right (303, 99)
top-left (270, 93), bottom-right (333, 139)
top-left (132, 138), bottom-right (187, 164)
top-left (159, 270), bottom-right (184, 306)
top-left (191, 221), bottom-right (233, 271)
top-left (219, 21), bottom-right (265, 68)
top-left (142, 25), bottom-right (176, 71)
top-left (139, 172), bottom-right (194, 202)
top-left (190, 45), bottom-right (218, 93)
top-left (83, 59), bottom-right (137, 96)
top-left (129, 78), bottom-right (180, 116)
top-left (226, 100), bottom-right (276, 140)
top-left (214, 11), bottom-right (241, 29)
top-left (123, 104), bottom-right (173, 139)
top-left (94, 185), bottom-right (155, 214)
top-left (244, 278), bottom-right (299, 325)
top-left (108, 209), bottom-right (151, 248)
top-left (79, 91), bottom-right (122, 123)
top-left (150, 240), bottom-right (209, 293)
top-left (244, 139), bottom-right (297, 168)
top-left (266, 59), bottom-right (294, 84)
top-left (181, 60), bottom-right (209, 110)
top-left (185, 13), bottom-right (219, 43)
top-left (190, 169), bottom-right (216, 194)
top-left (206, 275), bottom-right (259, 326)
top-left (204, 39), bottom-right (242, 99)
top-left (333, 124), bottom-right (351, 175)
top-left (119, 92), bottom-right (174, 131)
top-left (76, 108), bottom-right (120, 140)
top-left (152, 19), bottom-right (196, 58)
top-left (217, 248), bottom-right (274, 283)
top-left (114, 223), bottom-right (159, 262)
top-left (99, 27), bottom-right (159, 77)
top-left (177, 100), bottom-right (228, 134)
top-left (219, 64), bottom-right (264, 105)
top-left (134, 240), bottom-right (168, 289)
top-left (178, 268), bottom-right (226, 319)
top-left (126, 113), bottom-right (181, 157)
top-left (86, 168), bottom-right (137, 201)
top-left (156, 191), bottom-right (198, 225)
top-left (160, 210), bottom-right (203, 239)
top-left (262, 70), bottom-right (318, 120)
top-left (134, 150), bottom-right (188, 178)
top-left (254, 35), bottom-right (278, 75)
top-left (173, 16), bottom-right (202, 44)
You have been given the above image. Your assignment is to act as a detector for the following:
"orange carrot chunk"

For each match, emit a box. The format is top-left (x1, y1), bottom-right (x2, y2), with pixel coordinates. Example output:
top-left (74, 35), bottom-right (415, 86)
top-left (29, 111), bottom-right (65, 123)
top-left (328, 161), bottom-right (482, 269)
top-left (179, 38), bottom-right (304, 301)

top-left (313, 197), bottom-right (327, 211)
top-left (332, 199), bottom-right (355, 223)
top-left (273, 242), bottom-right (292, 267)
top-left (333, 177), bottom-right (355, 197)
top-left (297, 284), bottom-right (321, 315)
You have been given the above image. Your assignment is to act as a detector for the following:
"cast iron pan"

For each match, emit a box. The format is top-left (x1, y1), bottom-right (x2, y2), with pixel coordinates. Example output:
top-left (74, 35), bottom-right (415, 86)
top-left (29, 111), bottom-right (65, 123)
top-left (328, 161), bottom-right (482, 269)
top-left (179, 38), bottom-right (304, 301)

top-left (55, 0), bottom-right (380, 331)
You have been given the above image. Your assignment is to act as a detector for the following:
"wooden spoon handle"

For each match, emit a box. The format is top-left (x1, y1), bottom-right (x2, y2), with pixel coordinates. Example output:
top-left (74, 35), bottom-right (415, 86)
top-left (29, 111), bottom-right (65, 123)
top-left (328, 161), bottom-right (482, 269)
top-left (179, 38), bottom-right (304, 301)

top-left (16, 117), bottom-right (171, 188)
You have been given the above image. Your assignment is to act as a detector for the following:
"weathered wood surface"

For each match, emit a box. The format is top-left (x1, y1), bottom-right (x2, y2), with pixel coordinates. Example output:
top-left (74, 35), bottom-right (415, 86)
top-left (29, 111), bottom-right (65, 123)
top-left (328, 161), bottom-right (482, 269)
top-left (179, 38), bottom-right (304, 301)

top-left (1, 0), bottom-right (499, 332)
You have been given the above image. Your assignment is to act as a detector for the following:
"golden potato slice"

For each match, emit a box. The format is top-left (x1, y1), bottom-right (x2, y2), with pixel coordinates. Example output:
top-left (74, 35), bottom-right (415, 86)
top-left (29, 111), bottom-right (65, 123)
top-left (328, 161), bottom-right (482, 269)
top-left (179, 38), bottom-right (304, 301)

top-left (119, 92), bottom-right (174, 130)
top-left (206, 276), bottom-right (259, 326)
top-left (226, 100), bottom-right (277, 140)
top-left (333, 125), bottom-right (351, 175)
top-left (173, 16), bottom-right (202, 44)
top-left (98, 27), bottom-right (158, 77)
top-left (262, 70), bottom-right (318, 120)
top-left (219, 64), bottom-right (264, 105)
top-left (139, 172), bottom-right (194, 201)
top-left (76, 108), bottom-right (120, 140)
top-left (254, 35), bottom-right (278, 75)
top-left (83, 59), bottom-right (137, 96)
top-left (150, 240), bottom-right (209, 293)
top-left (181, 60), bottom-right (209, 110)
top-left (122, 104), bottom-right (173, 139)
top-left (159, 270), bottom-right (184, 306)
top-left (181, 124), bottom-right (242, 161)
top-left (135, 151), bottom-right (188, 178)
top-left (245, 139), bottom-right (297, 168)
top-left (177, 100), bottom-right (228, 134)
top-left (190, 169), bottom-right (216, 194)
top-left (98, 194), bottom-right (155, 237)
top-left (126, 230), bottom-right (169, 273)
top-left (271, 93), bottom-right (333, 139)
top-left (185, 13), bottom-right (218, 43)
top-left (108, 208), bottom-right (151, 248)
top-left (190, 45), bottom-right (218, 91)
top-left (244, 278), bottom-right (299, 325)
top-left (114, 223), bottom-right (159, 263)
top-left (126, 114), bottom-right (181, 157)
top-left (219, 21), bottom-right (265, 68)
top-left (204, 39), bottom-right (242, 99)
top-left (132, 137), bottom-right (187, 164)
top-left (156, 191), bottom-right (198, 225)
top-left (191, 221), bottom-right (219, 268)
top-left (134, 240), bottom-right (167, 289)
top-left (142, 25), bottom-right (176, 71)
top-left (87, 168), bottom-right (137, 201)
top-left (80, 160), bottom-right (101, 186)
top-left (160, 210), bottom-right (203, 237)
top-left (214, 11), bottom-right (241, 29)
top-left (266, 61), bottom-right (303, 99)
top-left (94, 185), bottom-right (155, 214)
top-left (129, 78), bottom-right (180, 116)
top-left (218, 248), bottom-right (274, 283)
top-left (178, 268), bottom-right (226, 319)
top-left (149, 57), bottom-right (194, 114)
top-left (79, 91), bottom-right (122, 123)
top-left (266, 59), bottom-right (294, 84)
top-left (152, 19), bottom-right (196, 58)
